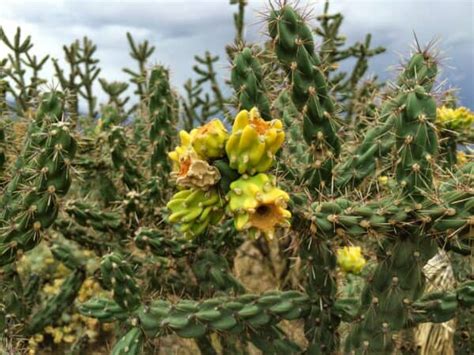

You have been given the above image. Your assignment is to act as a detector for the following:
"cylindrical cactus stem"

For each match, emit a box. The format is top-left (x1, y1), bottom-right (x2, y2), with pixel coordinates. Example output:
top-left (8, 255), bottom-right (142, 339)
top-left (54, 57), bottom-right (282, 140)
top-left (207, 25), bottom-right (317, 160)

top-left (0, 120), bottom-right (5, 174)
top-left (191, 249), bottom-right (246, 295)
top-left (334, 51), bottom-right (439, 190)
top-left (108, 124), bottom-right (142, 191)
top-left (111, 327), bottom-right (144, 355)
top-left (296, 197), bottom-right (354, 353)
top-left (273, 90), bottom-right (308, 183)
top-left (51, 243), bottom-right (84, 270)
top-left (345, 233), bottom-right (439, 353)
top-left (1, 91), bottom-right (66, 215)
top-left (0, 93), bottom-right (76, 266)
top-left (92, 290), bottom-right (311, 339)
top-left (64, 200), bottom-right (123, 233)
top-left (148, 65), bottom-right (176, 176)
top-left (25, 267), bottom-right (86, 335)
top-left (268, 4), bottom-right (341, 189)
top-left (394, 72), bottom-right (438, 200)
top-left (0, 79), bottom-right (8, 115)
top-left (134, 228), bottom-right (197, 258)
top-left (100, 253), bottom-right (141, 312)
top-left (409, 281), bottom-right (474, 324)
top-left (54, 219), bottom-right (110, 254)
top-left (230, 46), bottom-right (271, 120)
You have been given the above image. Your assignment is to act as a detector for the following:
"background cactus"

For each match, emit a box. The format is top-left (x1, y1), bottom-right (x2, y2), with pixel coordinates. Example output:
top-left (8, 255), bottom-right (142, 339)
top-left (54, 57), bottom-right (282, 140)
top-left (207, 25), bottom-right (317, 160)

top-left (0, 1), bottom-right (472, 354)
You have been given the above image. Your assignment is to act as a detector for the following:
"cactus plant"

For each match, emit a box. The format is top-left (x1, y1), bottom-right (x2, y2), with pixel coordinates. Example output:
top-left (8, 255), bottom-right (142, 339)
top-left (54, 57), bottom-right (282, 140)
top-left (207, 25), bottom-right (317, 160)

top-left (0, 2), bottom-right (472, 354)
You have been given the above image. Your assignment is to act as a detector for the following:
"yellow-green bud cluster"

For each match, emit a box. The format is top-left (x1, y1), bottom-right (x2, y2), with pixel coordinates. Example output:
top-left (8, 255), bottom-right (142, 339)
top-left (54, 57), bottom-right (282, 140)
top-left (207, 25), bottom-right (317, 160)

top-left (191, 119), bottom-right (228, 159)
top-left (166, 108), bottom-right (289, 238)
top-left (336, 246), bottom-right (366, 274)
top-left (226, 108), bottom-right (284, 175)
top-left (436, 106), bottom-right (474, 131)
top-left (167, 188), bottom-right (224, 238)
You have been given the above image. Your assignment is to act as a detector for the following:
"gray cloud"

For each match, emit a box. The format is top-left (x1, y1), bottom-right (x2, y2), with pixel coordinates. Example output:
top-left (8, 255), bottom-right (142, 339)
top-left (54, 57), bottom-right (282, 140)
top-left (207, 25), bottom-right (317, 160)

top-left (1, 0), bottom-right (473, 110)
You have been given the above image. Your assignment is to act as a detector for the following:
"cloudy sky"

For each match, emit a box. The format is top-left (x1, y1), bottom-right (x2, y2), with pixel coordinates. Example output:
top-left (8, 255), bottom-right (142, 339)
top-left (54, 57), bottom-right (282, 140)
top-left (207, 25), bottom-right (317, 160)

top-left (1, 0), bottom-right (473, 110)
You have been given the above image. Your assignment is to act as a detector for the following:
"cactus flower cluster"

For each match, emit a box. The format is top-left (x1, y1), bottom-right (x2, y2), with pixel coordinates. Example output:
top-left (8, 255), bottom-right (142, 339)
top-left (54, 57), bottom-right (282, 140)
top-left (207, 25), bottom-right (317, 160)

top-left (436, 106), bottom-right (474, 130)
top-left (336, 246), bottom-right (366, 274)
top-left (166, 107), bottom-right (290, 239)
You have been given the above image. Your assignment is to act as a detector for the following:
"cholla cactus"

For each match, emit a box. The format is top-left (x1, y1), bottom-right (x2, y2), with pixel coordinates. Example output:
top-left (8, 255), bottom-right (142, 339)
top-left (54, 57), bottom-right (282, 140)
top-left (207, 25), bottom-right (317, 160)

top-left (1, 2), bottom-right (473, 355)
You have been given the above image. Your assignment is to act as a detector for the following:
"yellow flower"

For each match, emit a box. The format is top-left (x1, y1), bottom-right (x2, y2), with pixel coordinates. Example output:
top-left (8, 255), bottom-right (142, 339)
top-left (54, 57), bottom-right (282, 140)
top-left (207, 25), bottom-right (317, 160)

top-left (436, 106), bottom-right (474, 131)
top-left (78, 278), bottom-right (103, 302)
top-left (225, 108), bottom-right (284, 175)
top-left (377, 176), bottom-right (388, 186)
top-left (170, 157), bottom-right (221, 189)
top-left (337, 246), bottom-right (366, 274)
top-left (33, 334), bottom-right (44, 343)
top-left (227, 173), bottom-right (291, 239)
top-left (102, 322), bottom-right (115, 332)
top-left (168, 130), bottom-right (198, 170)
top-left (63, 334), bottom-right (76, 343)
top-left (51, 328), bottom-right (64, 344)
top-left (190, 119), bottom-right (228, 159)
top-left (43, 278), bottom-right (65, 295)
top-left (456, 151), bottom-right (470, 166)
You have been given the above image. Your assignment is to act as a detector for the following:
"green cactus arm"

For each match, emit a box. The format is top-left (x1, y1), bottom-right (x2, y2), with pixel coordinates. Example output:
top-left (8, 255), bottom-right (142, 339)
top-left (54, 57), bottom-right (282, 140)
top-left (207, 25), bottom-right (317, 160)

top-left (54, 219), bottom-right (111, 254)
top-left (25, 268), bottom-right (86, 335)
top-left (123, 32), bottom-right (155, 103)
top-left (76, 37), bottom-right (100, 118)
top-left (305, 190), bottom-right (472, 242)
top-left (191, 249), bottom-right (246, 295)
top-left (50, 243), bottom-right (84, 270)
top-left (0, 103), bottom-right (76, 266)
top-left (148, 65), bottom-right (177, 177)
top-left (134, 228), bottom-right (197, 258)
top-left (230, 47), bottom-right (272, 120)
top-left (135, 290), bottom-right (310, 339)
top-left (268, 4), bottom-right (341, 189)
top-left (80, 290), bottom-right (311, 344)
top-left (334, 51), bottom-right (438, 191)
top-left (193, 51), bottom-right (230, 122)
top-left (0, 27), bottom-right (35, 114)
top-left (64, 201), bottom-right (123, 233)
top-left (230, 0), bottom-right (247, 44)
top-left (111, 327), bottom-right (144, 355)
top-left (108, 125), bottom-right (142, 191)
top-left (78, 297), bottom-right (129, 322)
top-left (407, 281), bottom-right (474, 325)
top-left (247, 326), bottom-right (302, 354)
top-left (100, 253), bottom-right (141, 312)
top-left (99, 78), bottom-right (130, 115)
